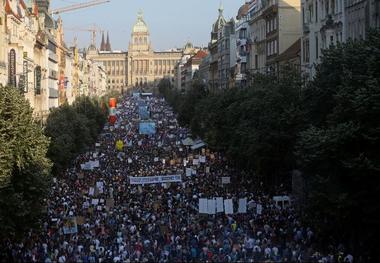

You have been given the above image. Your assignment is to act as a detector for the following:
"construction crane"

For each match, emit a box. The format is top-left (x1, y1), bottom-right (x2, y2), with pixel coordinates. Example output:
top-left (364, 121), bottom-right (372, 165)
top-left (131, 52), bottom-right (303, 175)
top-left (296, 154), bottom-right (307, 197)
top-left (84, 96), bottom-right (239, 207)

top-left (50, 0), bottom-right (110, 15)
top-left (65, 25), bottom-right (104, 48)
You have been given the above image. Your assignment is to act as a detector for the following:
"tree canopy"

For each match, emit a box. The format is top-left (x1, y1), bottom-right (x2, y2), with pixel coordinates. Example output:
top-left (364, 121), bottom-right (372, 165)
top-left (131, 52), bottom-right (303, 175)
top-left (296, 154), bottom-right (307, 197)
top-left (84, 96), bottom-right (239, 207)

top-left (0, 85), bottom-right (51, 237)
top-left (45, 96), bottom-right (107, 175)
top-left (159, 30), bottom-right (380, 259)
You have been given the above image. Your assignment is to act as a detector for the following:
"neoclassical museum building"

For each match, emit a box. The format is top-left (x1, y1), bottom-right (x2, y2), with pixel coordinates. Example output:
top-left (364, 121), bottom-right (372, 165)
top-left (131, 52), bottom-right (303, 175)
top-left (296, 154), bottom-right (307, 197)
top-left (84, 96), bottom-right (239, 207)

top-left (87, 11), bottom-right (183, 92)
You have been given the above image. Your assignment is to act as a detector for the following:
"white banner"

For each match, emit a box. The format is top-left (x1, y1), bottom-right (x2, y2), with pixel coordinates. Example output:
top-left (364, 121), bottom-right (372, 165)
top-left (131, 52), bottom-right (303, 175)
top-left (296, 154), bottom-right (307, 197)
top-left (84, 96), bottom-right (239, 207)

top-left (129, 175), bottom-right (182, 185)
top-left (185, 168), bottom-right (192, 177)
top-left (199, 198), bottom-right (208, 214)
top-left (207, 199), bottom-right (216, 215)
top-left (81, 160), bottom-right (100, 170)
top-left (216, 197), bottom-right (224, 213)
top-left (224, 199), bottom-right (234, 214)
top-left (238, 198), bottom-right (247, 213)
top-left (222, 177), bottom-right (231, 184)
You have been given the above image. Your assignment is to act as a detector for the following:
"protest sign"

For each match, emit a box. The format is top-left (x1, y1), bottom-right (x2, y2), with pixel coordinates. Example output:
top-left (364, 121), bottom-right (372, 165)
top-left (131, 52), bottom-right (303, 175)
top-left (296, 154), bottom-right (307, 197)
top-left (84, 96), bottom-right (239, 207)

top-left (238, 198), bottom-right (247, 213)
top-left (185, 168), bottom-right (192, 177)
top-left (216, 197), bottom-right (224, 213)
top-left (224, 199), bottom-right (234, 214)
top-left (198, 198), bottom-right (208, 214)
top-left (129, 175), bottom-right (182, 185)
top-left (63, 217), bottom-right (78, 234)
top-left (207, 199), bottom-right (216, 215)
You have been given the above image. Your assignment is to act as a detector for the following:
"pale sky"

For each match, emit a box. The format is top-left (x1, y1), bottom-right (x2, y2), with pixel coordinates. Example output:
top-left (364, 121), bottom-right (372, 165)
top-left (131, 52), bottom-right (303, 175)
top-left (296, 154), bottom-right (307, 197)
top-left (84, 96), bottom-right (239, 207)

top-left (50, 0), bottom-right (245, 51)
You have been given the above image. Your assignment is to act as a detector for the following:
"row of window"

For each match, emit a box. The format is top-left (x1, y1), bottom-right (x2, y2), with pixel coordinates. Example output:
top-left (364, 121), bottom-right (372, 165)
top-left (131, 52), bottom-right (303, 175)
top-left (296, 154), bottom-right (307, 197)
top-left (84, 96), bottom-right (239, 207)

top-left (266, 16), bottom-right (277, 34)
top-left (107, 70), bottom-right (126, 76)
top-left (134, 37), bottom-right (148, 45)
top-left (108, 79), bottom-right (126, 84)
top-left (267, 39), bottom-right (278, 56)
top-left (130, 60), bottom-right (177, 66)
top-left (303, 31), bottom-right (343, 63)
top-left (303, 0), bottom-right (344, 24)
top-left (103, 60), bottom-right (125, 67)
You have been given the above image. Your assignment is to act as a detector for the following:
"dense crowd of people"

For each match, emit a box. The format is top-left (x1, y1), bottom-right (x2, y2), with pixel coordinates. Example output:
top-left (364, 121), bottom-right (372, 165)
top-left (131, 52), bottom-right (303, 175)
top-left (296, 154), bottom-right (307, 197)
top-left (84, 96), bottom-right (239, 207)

top-left (1, 94), bottom-right (354, 262)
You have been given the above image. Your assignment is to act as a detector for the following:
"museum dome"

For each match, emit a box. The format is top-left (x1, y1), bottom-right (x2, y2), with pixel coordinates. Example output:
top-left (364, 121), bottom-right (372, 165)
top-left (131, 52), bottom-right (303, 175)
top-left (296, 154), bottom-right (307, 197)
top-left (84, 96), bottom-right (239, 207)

top-left (132, 10), bottom-right (149, 33)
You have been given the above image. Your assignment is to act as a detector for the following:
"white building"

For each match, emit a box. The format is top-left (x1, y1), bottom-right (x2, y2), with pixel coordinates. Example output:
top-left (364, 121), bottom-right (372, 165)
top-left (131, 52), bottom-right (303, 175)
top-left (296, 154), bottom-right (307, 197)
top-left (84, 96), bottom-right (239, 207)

top-left (235, 1), bottom-right (251, 87)
top-left (249, 0), bottom-right (267, 72)
top-left (301, 0), bottom-right (345, 77)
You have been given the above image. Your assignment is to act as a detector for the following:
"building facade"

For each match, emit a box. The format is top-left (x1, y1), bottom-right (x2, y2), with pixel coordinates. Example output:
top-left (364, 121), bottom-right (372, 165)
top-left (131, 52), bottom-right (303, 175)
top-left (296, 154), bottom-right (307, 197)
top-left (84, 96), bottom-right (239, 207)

top-left (235, 2), bottom-right (251, 87)
top-left (87, 11), bottom-right (183, 92)
top-left (0, 1), bottom-right (7, 85)
top-left (208, 4), bottom-right (227, 92)
top-left (127, 11), bottom-right (182, 88)
top-left (87, 47), bottom-right (127, 93)
top-left (301, 0), bottom-right (379, 78)
top-left (249, 0), bottom-right (267, 73)
top-left (181, 50), bottom-right (208, 90)
top-left (246, 0), bottom-right (302, 78)
top-left (4, 0), bottom-right (51, 116)
top-left (174, 42), bottom-right (200, 91)
top-left (301, 0), bottom-right (344, 77)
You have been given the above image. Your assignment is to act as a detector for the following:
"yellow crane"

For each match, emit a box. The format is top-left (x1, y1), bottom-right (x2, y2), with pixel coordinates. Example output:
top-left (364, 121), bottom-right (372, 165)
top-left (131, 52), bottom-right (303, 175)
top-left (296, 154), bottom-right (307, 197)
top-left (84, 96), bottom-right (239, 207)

top-left (50, 0), bottom-right (110, 16)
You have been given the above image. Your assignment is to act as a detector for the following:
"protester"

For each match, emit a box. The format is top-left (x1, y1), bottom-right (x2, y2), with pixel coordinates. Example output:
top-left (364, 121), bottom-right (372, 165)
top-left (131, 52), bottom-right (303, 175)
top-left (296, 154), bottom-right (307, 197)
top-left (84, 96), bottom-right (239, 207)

top-left (2, 94), bottom-right (352, 263)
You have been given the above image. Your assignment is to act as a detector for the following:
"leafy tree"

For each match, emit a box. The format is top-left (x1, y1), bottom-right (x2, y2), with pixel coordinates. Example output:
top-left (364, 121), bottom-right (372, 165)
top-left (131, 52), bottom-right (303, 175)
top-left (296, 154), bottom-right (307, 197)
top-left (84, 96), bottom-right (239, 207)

top-left (160, 66), bottom-right (304, 187)
top-left (296, 30), bottom-right (380, 259)
top-left (0, 86), bottom-right (51, 238)
top-left (45, 96), bottom-right (106, 175)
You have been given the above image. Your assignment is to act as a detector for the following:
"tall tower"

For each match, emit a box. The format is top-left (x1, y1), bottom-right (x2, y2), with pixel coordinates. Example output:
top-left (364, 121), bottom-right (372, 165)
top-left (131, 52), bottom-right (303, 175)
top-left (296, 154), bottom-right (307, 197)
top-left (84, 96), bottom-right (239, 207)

top-left (100, 32), bottom-right (106, 51)
top-left (128, 10), bottom-right (151, 53)
top-left (106, 31), bottom-right (112, 51)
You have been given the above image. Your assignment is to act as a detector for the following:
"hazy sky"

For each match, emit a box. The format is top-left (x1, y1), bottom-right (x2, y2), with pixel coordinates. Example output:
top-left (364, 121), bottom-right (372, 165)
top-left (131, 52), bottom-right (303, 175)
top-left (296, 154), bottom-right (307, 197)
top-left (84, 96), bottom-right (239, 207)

top-left (51, 0), bottom-right (245, 51)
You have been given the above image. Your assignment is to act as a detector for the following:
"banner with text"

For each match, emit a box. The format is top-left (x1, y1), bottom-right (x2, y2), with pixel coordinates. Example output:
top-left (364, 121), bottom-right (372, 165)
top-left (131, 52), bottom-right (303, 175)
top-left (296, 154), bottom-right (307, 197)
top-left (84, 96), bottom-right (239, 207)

top-left (129, 175), bottom-right (182, 185)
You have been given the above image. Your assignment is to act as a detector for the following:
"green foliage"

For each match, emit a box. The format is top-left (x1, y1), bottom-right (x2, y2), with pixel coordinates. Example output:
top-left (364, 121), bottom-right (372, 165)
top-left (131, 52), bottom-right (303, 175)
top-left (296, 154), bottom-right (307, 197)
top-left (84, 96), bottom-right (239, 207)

top-left (0, 85), bottom-right (51, 238)
top-left (45, 96), bottom-right (106, 175)
top-left (160, 31), bottom-right (380, 257)
top-left (160, 67), bottom-right (304, 187)
top-left (296, 30), bottom-right (380, 256)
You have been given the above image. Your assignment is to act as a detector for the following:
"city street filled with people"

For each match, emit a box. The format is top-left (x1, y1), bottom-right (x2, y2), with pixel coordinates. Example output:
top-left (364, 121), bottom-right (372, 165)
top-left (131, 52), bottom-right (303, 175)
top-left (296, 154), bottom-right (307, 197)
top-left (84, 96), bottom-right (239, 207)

top-left (1, 94), bottom-right (354, 263)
